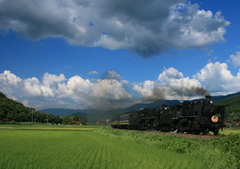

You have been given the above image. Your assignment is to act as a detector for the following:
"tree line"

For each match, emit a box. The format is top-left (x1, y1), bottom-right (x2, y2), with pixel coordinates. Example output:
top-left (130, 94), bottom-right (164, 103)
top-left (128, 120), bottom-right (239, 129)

top-left (0, 92), bottom-right (87, 124)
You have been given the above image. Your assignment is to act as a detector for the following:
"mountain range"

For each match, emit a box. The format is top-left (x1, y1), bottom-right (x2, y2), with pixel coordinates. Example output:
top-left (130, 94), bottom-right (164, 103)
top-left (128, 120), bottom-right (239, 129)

top-left (39, 92), bottom-right (240, 122)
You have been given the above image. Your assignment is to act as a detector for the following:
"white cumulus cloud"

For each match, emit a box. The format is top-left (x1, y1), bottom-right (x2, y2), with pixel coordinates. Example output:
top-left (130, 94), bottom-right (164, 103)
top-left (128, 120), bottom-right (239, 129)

top-left (105, 70), bottom-right (123, 79)
top-left (0, 70), bottom-right (132, 110)
top-left (0, 0), bottom-right (230, 57)
top-left (230, 51), bottom-right (240, 68)
top-left (195, 62), bottom-right (240, 94)
top-left (88, 71), bottom-right (99, 75)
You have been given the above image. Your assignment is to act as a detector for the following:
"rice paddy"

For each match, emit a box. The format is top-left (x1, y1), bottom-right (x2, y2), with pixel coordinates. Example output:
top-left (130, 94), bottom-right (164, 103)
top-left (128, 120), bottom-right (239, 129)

top-left (0, 125), bottom-right (205, 169)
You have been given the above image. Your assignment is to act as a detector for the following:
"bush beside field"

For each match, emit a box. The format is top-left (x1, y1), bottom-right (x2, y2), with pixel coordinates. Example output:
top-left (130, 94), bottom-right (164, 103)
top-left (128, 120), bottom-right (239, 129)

top-left (95, 127), bottom-right (240, 169)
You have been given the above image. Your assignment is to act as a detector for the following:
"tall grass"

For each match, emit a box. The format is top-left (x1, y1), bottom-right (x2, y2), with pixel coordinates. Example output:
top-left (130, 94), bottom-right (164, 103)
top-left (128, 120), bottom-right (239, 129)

top-left (95, 127), bottom-right (239, 169)
top-left (220, 128), bottom-right (240, 135)
top-left (0, 129), bottom-right (204, 169)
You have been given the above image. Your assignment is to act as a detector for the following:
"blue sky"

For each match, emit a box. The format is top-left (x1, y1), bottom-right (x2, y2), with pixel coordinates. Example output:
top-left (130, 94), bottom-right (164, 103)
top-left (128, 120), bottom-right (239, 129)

top-left (1, 0), bottom-right (240, 110)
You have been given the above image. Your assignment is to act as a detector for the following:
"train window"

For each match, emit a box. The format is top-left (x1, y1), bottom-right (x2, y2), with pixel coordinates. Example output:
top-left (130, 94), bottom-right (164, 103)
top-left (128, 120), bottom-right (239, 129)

top-left (195, 111), bottom-right (198, 115)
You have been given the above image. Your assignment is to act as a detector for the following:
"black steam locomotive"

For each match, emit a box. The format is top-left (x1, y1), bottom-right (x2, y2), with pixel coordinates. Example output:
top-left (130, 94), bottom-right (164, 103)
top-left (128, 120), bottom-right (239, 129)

top-left (111, 96), bottom-right (225, 135)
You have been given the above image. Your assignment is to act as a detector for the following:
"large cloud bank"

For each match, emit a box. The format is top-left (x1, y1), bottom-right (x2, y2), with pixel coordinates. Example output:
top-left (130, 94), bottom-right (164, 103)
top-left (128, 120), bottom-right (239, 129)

top-left (0, 0), bottom-right (230, 57)
top-left (1, 62), bottom-right (240, 110)
top-left (0, 71), bottom-right (132, 110)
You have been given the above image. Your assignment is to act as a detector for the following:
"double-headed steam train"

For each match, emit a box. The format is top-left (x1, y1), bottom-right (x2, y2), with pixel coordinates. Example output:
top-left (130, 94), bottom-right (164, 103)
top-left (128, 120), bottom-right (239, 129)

top-left (111, 96), bottom-right (225, 135)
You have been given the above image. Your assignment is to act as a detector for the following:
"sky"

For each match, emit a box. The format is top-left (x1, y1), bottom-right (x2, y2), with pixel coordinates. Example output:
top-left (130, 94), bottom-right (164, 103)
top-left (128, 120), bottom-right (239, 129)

top-left (1, 0), bottom-right (240, 110)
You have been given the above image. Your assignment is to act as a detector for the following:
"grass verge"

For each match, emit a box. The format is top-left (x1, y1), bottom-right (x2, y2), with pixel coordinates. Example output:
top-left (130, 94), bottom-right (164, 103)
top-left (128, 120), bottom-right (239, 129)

top-left (95, 127), bottom-right (240, 169)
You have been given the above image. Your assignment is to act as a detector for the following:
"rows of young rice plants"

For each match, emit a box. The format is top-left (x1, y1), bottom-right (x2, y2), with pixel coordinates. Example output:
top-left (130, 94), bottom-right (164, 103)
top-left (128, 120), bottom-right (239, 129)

top-left (0, 129), bottom-right (204, 169)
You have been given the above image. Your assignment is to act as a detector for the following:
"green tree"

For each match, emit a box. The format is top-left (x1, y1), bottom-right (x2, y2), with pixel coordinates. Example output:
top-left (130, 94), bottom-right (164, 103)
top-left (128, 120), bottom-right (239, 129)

top-left (62, 115), bottom-right (74, 124)
top-left (16, 112), bottom-right (27, 122)
top-left (53, 116), bottom-right (63, 124)
top-left (0, 111), bottom-right (4, 119)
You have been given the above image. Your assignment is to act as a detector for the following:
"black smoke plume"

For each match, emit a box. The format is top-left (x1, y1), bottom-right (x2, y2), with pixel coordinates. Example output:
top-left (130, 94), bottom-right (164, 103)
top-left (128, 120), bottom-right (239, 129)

top-left (145, 85), bottom-right (209, 102)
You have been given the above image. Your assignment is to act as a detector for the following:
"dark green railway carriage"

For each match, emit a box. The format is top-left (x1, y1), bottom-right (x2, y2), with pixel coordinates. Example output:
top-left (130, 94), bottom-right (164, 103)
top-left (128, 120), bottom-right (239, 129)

top-left (111, 112), bottom-right (131, 128)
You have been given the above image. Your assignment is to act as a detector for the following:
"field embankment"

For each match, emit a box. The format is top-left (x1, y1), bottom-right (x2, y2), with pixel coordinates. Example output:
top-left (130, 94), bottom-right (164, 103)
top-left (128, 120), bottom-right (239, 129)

top-left (0, 124), bottom-right (97, 131)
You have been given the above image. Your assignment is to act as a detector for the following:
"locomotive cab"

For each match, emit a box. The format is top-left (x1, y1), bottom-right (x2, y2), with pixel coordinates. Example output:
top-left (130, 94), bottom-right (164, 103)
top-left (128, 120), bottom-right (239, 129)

top-left (170, 95), bottom-right (225, 135)
top-left (200, 95), bottom-right (225, 135)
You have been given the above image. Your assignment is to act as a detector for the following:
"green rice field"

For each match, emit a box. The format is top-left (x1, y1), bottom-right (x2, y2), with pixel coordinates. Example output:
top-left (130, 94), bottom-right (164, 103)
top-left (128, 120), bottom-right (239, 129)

top-left (0, 126), bottom-right (204, 169)
top-left (1, 125), bottom-right (239, 169)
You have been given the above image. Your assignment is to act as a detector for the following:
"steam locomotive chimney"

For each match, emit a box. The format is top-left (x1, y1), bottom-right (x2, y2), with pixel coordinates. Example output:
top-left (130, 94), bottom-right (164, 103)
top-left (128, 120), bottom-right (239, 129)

top-left (205, 95), bottom-right (211, 104)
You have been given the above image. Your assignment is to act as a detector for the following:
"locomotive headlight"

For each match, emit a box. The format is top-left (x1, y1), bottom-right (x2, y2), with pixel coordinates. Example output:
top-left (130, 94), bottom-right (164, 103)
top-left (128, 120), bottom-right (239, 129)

top-left (211, 115), bottom-right (218, 123)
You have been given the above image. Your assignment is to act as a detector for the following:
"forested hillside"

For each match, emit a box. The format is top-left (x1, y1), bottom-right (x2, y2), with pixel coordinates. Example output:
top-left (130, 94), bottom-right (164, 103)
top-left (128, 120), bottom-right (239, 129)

top-left (214, 95), bottom-right (240, 122)
top-left (0, 92), bottom-right (87, 124)
top-left (0, 92), bottom-right (34, 123)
